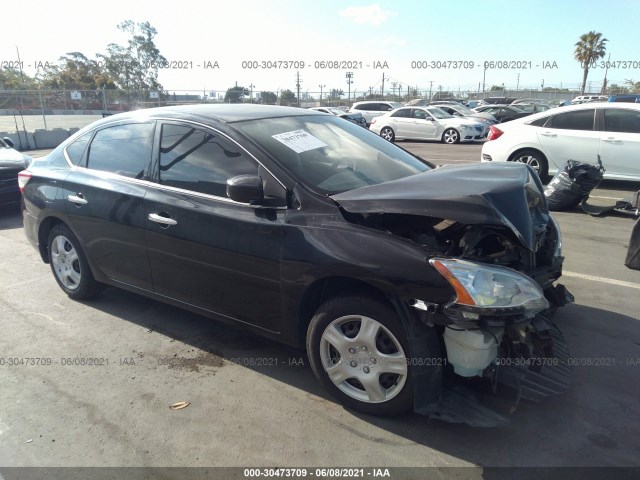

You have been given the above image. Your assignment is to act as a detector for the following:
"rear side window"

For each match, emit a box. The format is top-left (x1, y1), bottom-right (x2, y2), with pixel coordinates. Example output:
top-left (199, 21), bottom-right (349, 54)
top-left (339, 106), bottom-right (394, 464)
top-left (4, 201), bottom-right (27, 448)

top-left (549, 110), bottom-right (595, 131)
top-left (603, 109), bottom-right (640, 133)
top-left (86, 123), bottom-right (154, 178)
top-left (528, 116), bottom-right (551, 127)
top-left (354, 103), bottom-right (377, 111)
top-left (65, 131), bottom-right (92, 166)
top-left (390, 108), bottom-right (411, 118)
top-left (159, 124), bottom-right (258, 197)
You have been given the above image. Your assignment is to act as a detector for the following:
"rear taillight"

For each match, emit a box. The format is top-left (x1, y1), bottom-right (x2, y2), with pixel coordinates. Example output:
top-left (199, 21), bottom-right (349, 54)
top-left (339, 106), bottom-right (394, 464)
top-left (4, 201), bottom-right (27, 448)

top-left (487, 125), bottom-right (503, 141)
top-left (18, 171), bottom-right (32, 193)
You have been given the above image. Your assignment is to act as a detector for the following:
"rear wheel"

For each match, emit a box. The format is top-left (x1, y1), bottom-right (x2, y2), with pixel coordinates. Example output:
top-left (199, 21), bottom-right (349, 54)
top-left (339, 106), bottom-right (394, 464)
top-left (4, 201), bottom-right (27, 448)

top-left (442, 128), bottom-right (460, 144)
top-left (380, 127), bottom-right (395, 142)
top-left (509, 149), bottom-right (549, 180)
top-left (48, 224), bottom-right (101, 300)
top-left (307, 295), bottom-right (413, 416)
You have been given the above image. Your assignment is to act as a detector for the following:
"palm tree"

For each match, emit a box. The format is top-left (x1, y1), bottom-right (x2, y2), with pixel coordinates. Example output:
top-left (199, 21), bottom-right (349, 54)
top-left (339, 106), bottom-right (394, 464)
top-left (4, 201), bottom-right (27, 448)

top-left (574, 31), bottom-right (608, 94)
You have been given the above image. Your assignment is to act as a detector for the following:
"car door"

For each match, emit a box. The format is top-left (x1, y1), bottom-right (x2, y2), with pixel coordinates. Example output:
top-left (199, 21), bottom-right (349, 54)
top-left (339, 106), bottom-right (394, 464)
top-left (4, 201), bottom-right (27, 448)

top-left (598, 107), bottom-right (640, 177)
top-left (386, 108), bottom-right (413, 138)
top-left (62, 122), bottom-right (154, 290)
top-left (536, 108), bottom-right (600, 171)
top-left (144, 121), bottom-right (287, 332)
top-left (410, 108), bottom-right (438, 139)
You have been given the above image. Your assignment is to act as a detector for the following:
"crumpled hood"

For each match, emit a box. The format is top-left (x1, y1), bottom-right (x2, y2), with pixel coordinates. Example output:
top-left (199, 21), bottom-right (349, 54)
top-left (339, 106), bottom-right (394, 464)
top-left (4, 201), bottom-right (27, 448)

top-left (332, 162), bottom-right (550, 251)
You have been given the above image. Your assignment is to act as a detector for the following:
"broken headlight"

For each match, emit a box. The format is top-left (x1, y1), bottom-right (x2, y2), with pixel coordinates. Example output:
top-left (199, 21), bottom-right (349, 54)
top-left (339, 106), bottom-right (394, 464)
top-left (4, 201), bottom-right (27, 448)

top-left (430, 258), bottom-right (549, 318)
top-left (549, 214), bottom-right (563, 257)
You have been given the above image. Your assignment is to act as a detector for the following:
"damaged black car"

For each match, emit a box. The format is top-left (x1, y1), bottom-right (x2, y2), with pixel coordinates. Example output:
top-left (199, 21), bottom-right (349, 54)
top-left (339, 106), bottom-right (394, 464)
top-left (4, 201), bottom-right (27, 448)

top-left (20, 105), bottom-right (573, 422)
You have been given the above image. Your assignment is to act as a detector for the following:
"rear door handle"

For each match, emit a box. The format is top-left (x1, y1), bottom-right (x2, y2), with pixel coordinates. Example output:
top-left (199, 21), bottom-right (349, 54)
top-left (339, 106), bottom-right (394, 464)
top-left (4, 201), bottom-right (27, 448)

top-left (148, 213), bottom-right (177, 226)
top-left (67, 194), bottom-right (88, 205)
top-left (602, 137), bottom-right (620, 143)
top-left (540, 132), bottom-right (557, 137)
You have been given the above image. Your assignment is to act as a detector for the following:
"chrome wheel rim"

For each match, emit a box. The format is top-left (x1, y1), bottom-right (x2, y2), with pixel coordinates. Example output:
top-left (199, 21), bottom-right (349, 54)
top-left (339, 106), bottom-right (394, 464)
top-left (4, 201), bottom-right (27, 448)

top-left (513, 154), bottom-right (541, 171)
top-left (443, 129), bottom-right (458, 143)
top-left (380, 128), bottom-right (393, 141)
top-left (319, 315), bottom-right (408, 403)
top-left (51, 235), bottom-right (81, 290)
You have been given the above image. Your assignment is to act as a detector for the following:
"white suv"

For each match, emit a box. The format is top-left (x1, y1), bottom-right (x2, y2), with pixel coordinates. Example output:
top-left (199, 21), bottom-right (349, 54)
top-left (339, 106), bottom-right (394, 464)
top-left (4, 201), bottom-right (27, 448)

top-left (481, 102), bottom-right (640, 180)
top-left (349, 101), bottom-right (403, 125)
top-left (571, 95), bottom-right (608, 104)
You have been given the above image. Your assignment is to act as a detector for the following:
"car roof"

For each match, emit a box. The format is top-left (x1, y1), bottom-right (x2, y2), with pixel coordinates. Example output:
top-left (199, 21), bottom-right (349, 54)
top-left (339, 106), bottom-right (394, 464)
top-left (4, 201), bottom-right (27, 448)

top-left (88, 104), bottom-right (317, 128)
top-left (503, 101), bottom-right (640, 126)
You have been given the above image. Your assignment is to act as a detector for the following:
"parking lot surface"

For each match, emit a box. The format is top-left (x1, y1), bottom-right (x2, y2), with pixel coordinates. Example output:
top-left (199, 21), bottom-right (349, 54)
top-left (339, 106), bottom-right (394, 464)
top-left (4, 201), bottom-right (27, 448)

top-left (0, 143), bottom-right (639, 470)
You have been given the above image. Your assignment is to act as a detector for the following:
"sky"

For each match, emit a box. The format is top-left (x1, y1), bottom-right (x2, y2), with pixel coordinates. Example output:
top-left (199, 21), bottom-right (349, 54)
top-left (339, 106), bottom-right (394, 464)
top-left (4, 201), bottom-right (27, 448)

top-left (3, 0), bottom-right (640, 98)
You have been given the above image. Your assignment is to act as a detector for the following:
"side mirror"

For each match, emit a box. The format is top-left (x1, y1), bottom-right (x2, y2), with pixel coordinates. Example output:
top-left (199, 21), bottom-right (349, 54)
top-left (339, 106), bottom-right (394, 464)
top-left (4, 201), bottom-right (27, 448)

top-left (3, 137), bottom-right (14, 148)
top-left (227, 174), bottom-right (264, 204)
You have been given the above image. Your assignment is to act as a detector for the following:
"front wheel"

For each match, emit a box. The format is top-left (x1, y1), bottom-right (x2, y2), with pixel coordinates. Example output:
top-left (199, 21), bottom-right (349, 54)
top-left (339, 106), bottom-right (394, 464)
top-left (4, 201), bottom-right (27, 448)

top-left (307, 295), bottom-right (413, 416)
top-left (441, 128), bottom-right (460, 144)
top-left (48, 224), bottom-right (101, 300)
top-left (380, 127), bottom-right (395, 142)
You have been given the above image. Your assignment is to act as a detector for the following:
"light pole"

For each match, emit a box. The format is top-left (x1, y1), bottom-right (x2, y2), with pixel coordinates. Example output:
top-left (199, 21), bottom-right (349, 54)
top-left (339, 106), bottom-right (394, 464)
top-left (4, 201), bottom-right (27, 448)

top-left (249, 83), bottom-right (255, 103)
top-left (319, 84), bottom-right (325, 106)
top-left (346, 72), bottom-right (353, 104)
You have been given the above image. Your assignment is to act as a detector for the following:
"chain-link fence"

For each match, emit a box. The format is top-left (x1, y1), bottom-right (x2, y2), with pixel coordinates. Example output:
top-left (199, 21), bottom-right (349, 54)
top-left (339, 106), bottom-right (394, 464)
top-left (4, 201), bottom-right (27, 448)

top-left (0, 84), bottom-right (630, 150)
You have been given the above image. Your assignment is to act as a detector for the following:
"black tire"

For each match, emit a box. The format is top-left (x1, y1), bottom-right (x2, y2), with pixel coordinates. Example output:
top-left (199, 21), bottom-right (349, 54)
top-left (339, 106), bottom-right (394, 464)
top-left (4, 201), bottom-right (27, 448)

top-left (509, 148), bottom-right (549, 180)
top-left (306, 295), bottom-right (414, 416)
top-left (441, 128), bottom-right (460, 144)
top-left (380, 127), bottom-right (395, 142)
top-left (47, 224), bottom-right (102, 300)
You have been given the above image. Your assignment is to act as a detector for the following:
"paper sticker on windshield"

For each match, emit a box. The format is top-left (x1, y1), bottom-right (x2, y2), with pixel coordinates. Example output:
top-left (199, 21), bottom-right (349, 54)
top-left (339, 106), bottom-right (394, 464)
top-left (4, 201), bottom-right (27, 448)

top-left (272, 130), bottom-right (327, 153)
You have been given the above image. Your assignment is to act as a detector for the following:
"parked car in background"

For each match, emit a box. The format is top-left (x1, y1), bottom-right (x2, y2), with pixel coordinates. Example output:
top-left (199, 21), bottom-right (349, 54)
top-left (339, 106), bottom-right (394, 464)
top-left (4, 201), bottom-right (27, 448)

top-left (473, 105), bottom-right (532, 123)
top-left (433, 104), bottom-right (497, 137)
top-left (608, 94), bottom-right (640, 103)
top-left (370, 106), bottom-right (485, 143)
top-left (481, 102), bottom-right (640, 180)
top-left (513, 103), bottom-right (551, 114)
top-left (348, 101), bottom-right (403, 125)
top-left (19, 104), bottom-right (572, 420)
top-left (511, 98), bottom-right (549, 106)
top-left (309, 107), bottom-right (367, 127)
top-left (482, 97), bottom-right (518, 105)
top-left (571, 95), bottom-right (608, 104)
top-left (1, 137), bottom-right (32, 207)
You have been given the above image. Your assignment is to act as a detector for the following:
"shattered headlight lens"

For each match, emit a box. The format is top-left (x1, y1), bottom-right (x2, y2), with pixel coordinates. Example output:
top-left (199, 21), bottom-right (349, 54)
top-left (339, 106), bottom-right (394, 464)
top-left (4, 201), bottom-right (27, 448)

top-left (430, 258), bottom-right (549, 314)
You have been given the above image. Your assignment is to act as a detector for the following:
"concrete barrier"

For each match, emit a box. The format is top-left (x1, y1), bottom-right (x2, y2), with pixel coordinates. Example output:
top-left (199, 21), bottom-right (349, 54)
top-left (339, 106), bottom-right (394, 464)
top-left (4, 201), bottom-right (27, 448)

top-left (0, 130), bottom-right (36, 150)
top-left (33, 128), bottom-right (70, 149)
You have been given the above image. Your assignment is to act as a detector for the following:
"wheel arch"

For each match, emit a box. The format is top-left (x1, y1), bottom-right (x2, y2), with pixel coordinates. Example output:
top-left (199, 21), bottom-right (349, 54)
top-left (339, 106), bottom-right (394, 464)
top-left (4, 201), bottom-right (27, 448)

top-left (37, 216), bottom-right (66, 263)
top-left (295, 276), bottom-right (406, 348)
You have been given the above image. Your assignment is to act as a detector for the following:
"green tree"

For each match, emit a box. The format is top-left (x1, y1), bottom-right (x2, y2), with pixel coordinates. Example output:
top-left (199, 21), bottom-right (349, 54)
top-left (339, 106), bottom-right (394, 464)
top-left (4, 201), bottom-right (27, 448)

top-left (260, 91), bottom-right (277, 104)
top-left (279, 89), bottom-right (296, 105)
top-left (99, 20), bottom-right (167, 92)
top-left (574, 31), bottom-right (608, 94)
top-left (0, 67), bottom-right (37, 89)
top-left (225, 86), bottom-right (249, 103)
top-left (40, 52), bottom-right (115, 90)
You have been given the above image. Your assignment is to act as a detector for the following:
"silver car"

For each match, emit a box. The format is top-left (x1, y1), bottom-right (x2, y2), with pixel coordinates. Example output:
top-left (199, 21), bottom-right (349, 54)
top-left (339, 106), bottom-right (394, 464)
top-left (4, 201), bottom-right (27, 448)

top-left (369, 106), bottom-right (485, 143)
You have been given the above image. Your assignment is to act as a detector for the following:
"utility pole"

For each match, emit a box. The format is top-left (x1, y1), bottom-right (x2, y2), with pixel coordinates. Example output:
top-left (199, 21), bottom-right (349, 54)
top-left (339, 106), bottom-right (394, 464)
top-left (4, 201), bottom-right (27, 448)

top-left (516, 73), bottom-right (520, 91)
top-left (296, 71), bottom-right (301, 107)
top-left (368, 86), bottom-right (373, 99)
top-left (601, 53), bottom-right (611, 95)
top-left (428, 80), bottom-right (433, 101)
top-left (346, 72), bottom-right (353, 104)
top-left (391, 82), bottom-right (397, 101)
top-left (249, 83), bottom-right (255, 103)
top-left (319, 84), bottom-right (325, 105)
top-left (381, 73), bottom-right (385, 99)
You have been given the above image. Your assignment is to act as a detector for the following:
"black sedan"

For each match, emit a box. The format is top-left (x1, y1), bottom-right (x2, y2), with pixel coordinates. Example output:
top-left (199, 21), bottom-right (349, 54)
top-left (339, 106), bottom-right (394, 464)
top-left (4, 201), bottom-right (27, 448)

top-left (20, 105), bottom-right (571, 421)
top-left (473, 104), bottom-right (532, 123)
top-left (1, 137), bottom-right (32, 207)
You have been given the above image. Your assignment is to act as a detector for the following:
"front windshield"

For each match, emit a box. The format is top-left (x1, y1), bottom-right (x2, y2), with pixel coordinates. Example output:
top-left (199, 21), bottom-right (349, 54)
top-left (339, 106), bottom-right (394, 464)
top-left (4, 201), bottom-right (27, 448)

top-left (454, 105), bottom-right (475, 115)
top-left (425, 107), bottom-right (455, 119)
top-left (234, 114), bottom-right (431, 195)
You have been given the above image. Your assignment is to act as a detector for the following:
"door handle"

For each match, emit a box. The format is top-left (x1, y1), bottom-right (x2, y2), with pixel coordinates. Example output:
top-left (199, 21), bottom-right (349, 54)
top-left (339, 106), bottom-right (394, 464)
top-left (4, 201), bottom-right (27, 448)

top-left (67, 194), bottom-right (88, 205)
top-left (602, 137), bottom-right (620, 143)
top-left (540, 132), bottom-right (557, 137)
top-left (148, 213), bottom-right (177, 226)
